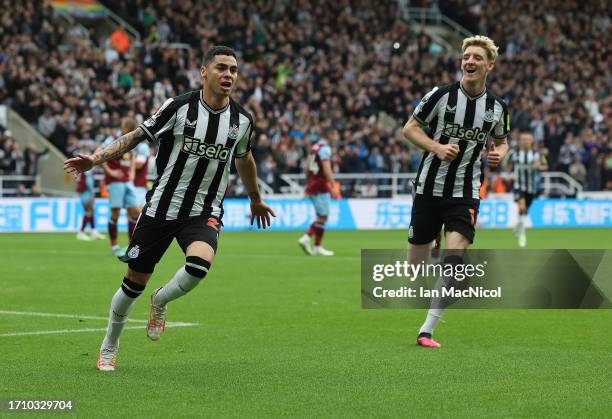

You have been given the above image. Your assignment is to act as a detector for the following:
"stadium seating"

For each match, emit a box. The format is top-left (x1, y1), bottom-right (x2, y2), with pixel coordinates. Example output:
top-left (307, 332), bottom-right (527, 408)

top-left (1, 0), bottom-right (610, 195)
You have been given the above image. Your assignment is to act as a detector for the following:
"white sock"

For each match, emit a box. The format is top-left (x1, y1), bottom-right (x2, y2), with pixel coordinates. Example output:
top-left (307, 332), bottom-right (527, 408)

top-left (419, 308), bottom-right (444, 335)
top-left (101, 278), bottom-right (144, 348)
top-left (518, 214), bottom-right (527, 235)
top-left (154, 266), bottom-right (205, 306)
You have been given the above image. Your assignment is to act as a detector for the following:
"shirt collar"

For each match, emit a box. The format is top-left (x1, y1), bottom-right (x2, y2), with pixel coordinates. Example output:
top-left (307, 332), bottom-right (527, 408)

top-left (200, 90), bottom-right (229, 114)
top-left (459, 81), bottom-right (487, 101)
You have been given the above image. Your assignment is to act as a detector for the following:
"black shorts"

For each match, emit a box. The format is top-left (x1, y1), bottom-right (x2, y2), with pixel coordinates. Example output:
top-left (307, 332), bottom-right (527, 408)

top-left (119, 214), bottom-right (221, 274)
top-left (408, 195), bottom-right (480, 245)
top-left (514, 190), bottom-right (536, 209)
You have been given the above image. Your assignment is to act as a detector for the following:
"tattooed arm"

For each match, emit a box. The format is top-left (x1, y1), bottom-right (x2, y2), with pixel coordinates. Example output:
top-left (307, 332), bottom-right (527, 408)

top-left (64, 128), bottom-right (146, 175)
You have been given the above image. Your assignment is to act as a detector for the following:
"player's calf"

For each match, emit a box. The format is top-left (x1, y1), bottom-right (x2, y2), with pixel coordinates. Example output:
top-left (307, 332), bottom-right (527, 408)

top-left (148, 256), bottom-right (211, 341)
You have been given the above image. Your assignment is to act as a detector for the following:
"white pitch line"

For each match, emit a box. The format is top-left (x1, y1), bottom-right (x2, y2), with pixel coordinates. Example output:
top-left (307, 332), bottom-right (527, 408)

top-left (0, 310), bottom-right (199, 338)
top-left (0, 309), bottom-right (147, 323)
top-left (0, 323), bottom-right (197, 337)
top-left (0, 310), bottom-right (197, 326)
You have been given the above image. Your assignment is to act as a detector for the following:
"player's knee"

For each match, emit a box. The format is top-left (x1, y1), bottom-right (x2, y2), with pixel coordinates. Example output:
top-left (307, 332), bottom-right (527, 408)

top-left (125, 267), bottom-right (152, 285)
top-left (184, 256), bottom-right (211, 279)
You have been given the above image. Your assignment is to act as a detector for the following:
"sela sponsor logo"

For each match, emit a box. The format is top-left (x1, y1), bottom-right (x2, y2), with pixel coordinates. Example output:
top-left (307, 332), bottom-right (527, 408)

top-left (182, 135), bottom-right (232, 161)
top-left (442, 122), bottom-right (488, 143)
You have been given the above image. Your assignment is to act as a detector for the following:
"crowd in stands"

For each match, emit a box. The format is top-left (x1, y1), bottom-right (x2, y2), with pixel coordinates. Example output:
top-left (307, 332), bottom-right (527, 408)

top-left (0, 0), bottom-right (609, 196)
top-left (0, 128), bottom-right (48, 195)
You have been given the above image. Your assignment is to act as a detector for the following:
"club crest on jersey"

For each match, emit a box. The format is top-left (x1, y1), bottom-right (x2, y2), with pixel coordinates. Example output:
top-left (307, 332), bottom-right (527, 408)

top-left (127, 245), bottom-right (140, 259)
top-left (182, 135), bottom-right (232, 161)
top-left (228, 124), bottom-right (239, 140)
top-left (483, 109), bottom-right (495, 123)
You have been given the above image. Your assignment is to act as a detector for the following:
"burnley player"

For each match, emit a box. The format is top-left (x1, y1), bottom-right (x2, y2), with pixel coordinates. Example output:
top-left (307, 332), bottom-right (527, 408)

top-left (403, 35), bottom-right (510, 348)
top-left (132, 141), bottom-right (150, 207)
top-left (64, 46), bottom-right (275, 372)
top-left (101, 118), bottom-right (141, 257)
top-left (76, 145), bottom-right (105, 241)
top-left (298, 128), bottom-right (340, 256)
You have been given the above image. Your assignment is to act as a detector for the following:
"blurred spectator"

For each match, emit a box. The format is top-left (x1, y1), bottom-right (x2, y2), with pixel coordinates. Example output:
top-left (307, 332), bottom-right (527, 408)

top-left (585, 147), bottom-right (603, 191)
top-left (557, 137), bottom-right (581, 173)
top-left (0, 137), bottom-right (16, 175)
top-left (569, 158), bottom-right (586, 186)
top-left (38, 108), bottom-right (57, 138)
top-left (110, 27), bottom-right (130, 54)
top-left (23, 144), bottom-right (49, 176)
top-left (605, 152), bottom-right (612, 190)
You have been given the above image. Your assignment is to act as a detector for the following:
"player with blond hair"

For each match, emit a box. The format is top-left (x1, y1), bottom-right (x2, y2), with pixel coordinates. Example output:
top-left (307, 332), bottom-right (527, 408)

top-left (403, 35), bottom-right (511, 348)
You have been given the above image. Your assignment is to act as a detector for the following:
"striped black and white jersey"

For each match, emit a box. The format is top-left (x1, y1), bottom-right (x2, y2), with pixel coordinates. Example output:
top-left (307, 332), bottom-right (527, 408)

top-left (511, 149), bottom-right (540, 194)
top-left (413, 82), bottom-right (510, 199)
top-left (139, 90), bottom-right (254, 220)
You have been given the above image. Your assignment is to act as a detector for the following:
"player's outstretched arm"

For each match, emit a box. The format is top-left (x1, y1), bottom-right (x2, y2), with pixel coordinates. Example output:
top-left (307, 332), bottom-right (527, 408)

top-left (403, 116), bottom-right (459, 162)
top-left (64, 128), bottom-right (146, 175)
top-left (235, 152), bottom-right (276, 229)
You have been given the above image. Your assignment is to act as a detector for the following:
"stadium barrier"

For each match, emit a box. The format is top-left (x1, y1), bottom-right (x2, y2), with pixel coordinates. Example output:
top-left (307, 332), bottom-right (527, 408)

top-left (1, 196), bottom-right (610, 232)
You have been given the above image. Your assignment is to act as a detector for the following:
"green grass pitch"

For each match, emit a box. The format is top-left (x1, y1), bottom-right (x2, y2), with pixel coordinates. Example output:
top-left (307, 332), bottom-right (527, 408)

top-left (1, 229), bottom-right (611, 417)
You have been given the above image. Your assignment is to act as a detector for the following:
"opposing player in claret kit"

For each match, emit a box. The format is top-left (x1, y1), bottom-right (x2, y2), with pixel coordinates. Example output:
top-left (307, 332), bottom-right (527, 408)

top-left (403, 35), bottom-right (511, 348)
top-left (64, 46), bottom-right (276, 371)
top-left (100, 118), bottom-right (142, 257)
top-left (75, 144), bottom-right (105, 241)
top-left (298, 127), bottom-right (340, 256)
top-left (132, 140), bottom-right (151, 208)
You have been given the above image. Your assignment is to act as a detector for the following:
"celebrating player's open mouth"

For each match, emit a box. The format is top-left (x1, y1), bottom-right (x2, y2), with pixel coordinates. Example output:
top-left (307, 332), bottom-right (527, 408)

top-left (220, 79), bottom-right (232, 93)
top-left (463, 66), bottom-right (477, 77)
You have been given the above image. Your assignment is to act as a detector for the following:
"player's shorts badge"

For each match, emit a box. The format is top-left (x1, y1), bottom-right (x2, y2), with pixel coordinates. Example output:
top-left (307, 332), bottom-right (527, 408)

top-left (409, 225), bottom-right (414, 239)
top-left (127, 245), bottom-right (140, 259)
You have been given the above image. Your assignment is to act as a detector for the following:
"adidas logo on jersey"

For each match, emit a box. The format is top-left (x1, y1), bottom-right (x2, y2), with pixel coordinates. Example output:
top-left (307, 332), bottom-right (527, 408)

top-left (182, 136), bottom-right (232, 161)
top-left (442, 122), bottom-right (488, 143)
